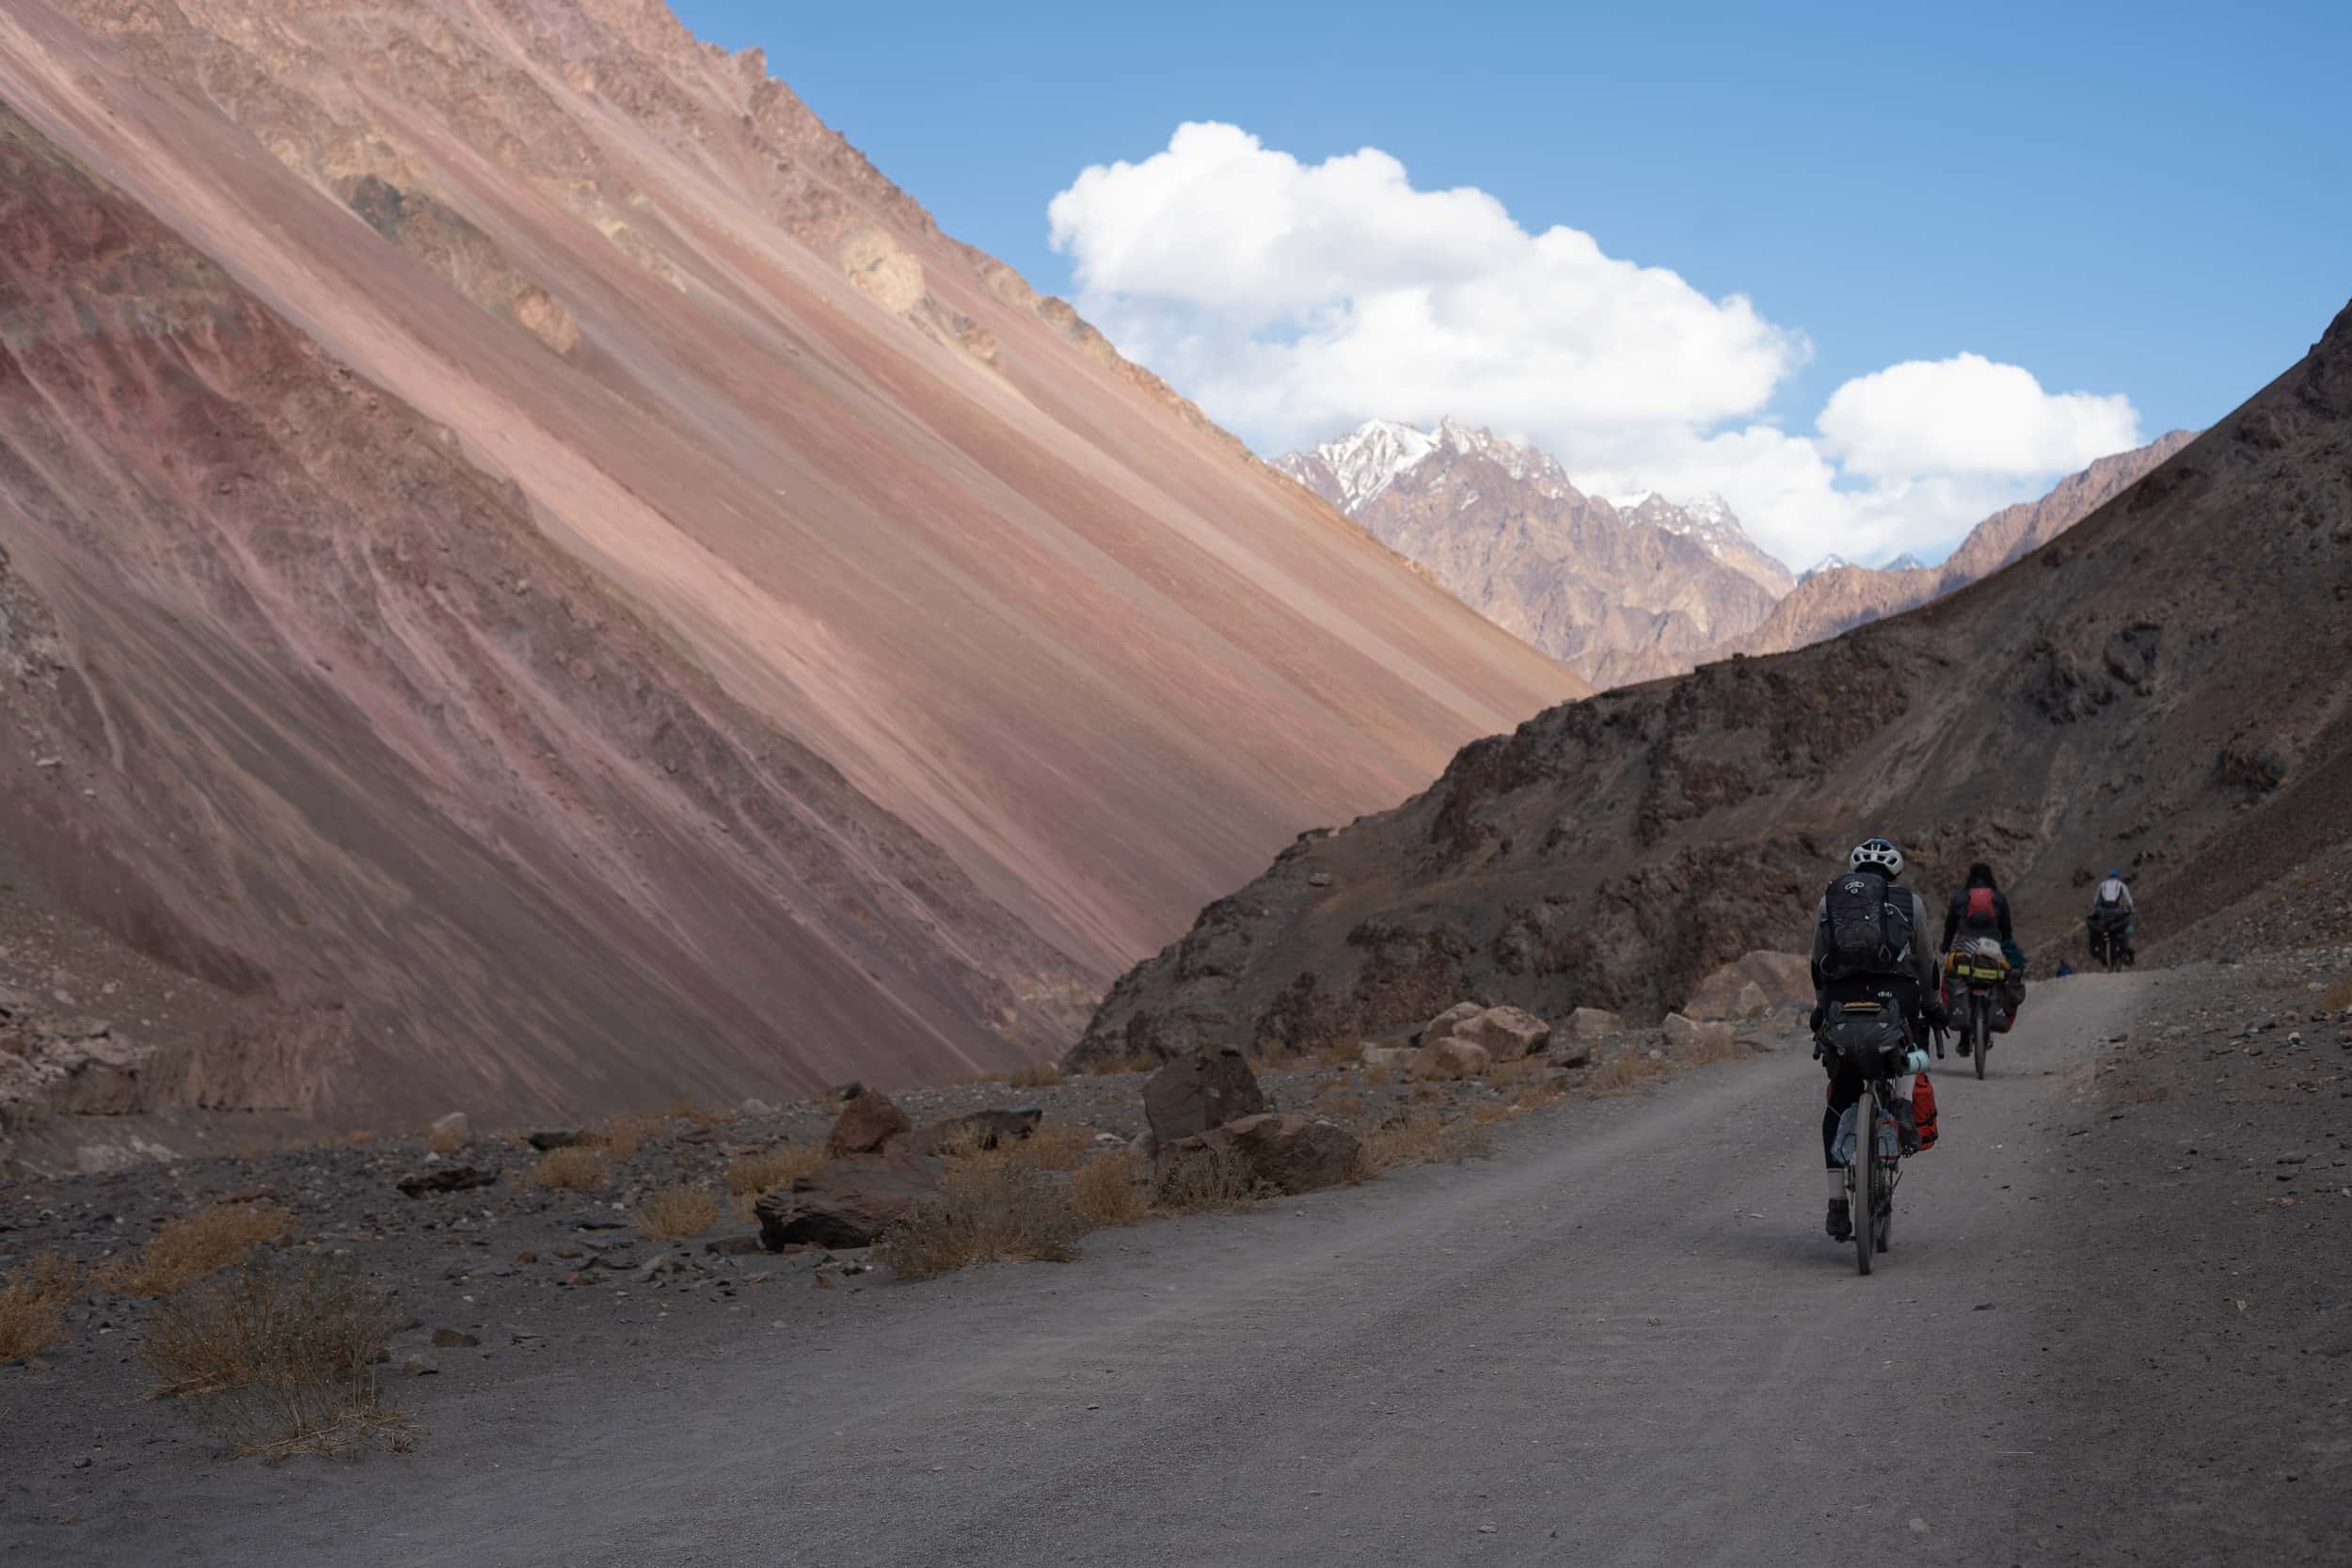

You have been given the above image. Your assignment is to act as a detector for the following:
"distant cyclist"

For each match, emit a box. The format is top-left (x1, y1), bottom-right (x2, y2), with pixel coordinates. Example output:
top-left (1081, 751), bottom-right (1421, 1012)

top-left (2089, 869), bottom-right (2137, 965)
top-left (1940, 861), bottom-right (2027, 1045)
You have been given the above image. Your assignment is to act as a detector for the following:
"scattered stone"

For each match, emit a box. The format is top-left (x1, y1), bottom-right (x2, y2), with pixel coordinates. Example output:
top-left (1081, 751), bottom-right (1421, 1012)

top-left (396, 1165), bottom-right (499, 1197)
top-left (525, 1128), bottom-right (586, 1151)
top-left (431, 1329), bottom-right (480, 1349)
top-left (739, 1098), bottom-right (775, 1117)
top-left (1406, 1037), bottom-right (1492, 1082)
top-left (401, 1355), bottom-right (438, 1377)
top-left (429, 1112), bottom-right (470, 1142)
top-left (1307, 872), bottom-right (1333, 888)
top-left (830, 1082), bottom-right (866, 1102)
top-left (1162, 1113), bottom-right (1362, 1195)
top-left (1451, 1006), bottom-right (1551, 1059)
top-left (1142, 1049), bottom-right (1266, 1147)
top-left (1359, 1043), bottom-right (1414, 1070)
top-left (826, 1088), bottom-right (912, 1156)
top-left (1549, 1041), bottom-right (1592, 1070)
top-left (1565, 1006), bottom-right (1627, 1038)
top-left (755, 1154), bottom-right (943, 1251)
top-left (703, 1234), bottom-right (768, 1257)
top-left (1661, 1013), bottom-right (1737, 1056)
top-left (1416, 1002), bottom-right (1486, 1045)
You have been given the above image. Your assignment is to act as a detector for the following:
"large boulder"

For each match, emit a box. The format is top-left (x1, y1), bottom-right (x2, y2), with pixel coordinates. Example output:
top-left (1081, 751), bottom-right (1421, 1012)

top-left (1415, 1002), bottom-right (1486, 1044)
top-left (755, 1154), bottom-right (942, 1250)
top-left (902, 1107), bottom-right (1043, 1158)
top-left (1661, 1013), bottom-right (1739, 1056)
top-left (826, 1088), bottom-right (912, 1155)
top-left (1451, 1006), bottom-right (1551, 1059)
top-left (1359, 1042), bottom-right (1414, 1071)
top-left (1406, 1037), bottom-right (1491, 1082)
top-left (1565, 1006), bottom-right (1627, 1038)
top-left (1685, 952), bottom-right (1812, 1022)
top-left (1162, 1114), bottom-right (1361, 1195)
top-left (1143, 1048), bottom-right (1266, 1148)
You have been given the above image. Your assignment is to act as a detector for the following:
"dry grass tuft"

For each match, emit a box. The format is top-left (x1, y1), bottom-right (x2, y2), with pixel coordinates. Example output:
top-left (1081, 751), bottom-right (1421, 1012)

top-left (1313, 1085), bottom-right (1367, 1119)
top-left (1469, 1099), bottom-right (1513, 1127)
top-left (665, 1100), bottom-right (736, 1126)
top-left (941, 1120), bottom-right (1096, 1175)
top-left (633, 1184), bottom-right (719, 1241)
top-left (2320, 974), bottom-right (2352, 1013)
top-left (110, 1203), bottom-right (294, 1297)
top-left (532, 1146), bottom-right (610, 1191)
top-left (1085, 1052), bottom-right (1160, 1077)
top-left (1363, 1062), bottom-right (1393, 1088)
top-left (1583, 1050), bottom-right (1672, 1097)
top-left (1350, 1112), bottom-right (1493, 1178)
top-left (1008, 1064), bottom-right (1064, 1089)
top-left (1070, 1149), bottom-right (1149, 1228)
top-left (143, 1259), bottom-right (409, 1458)
top-left (1511, 1078), bottom-right (1567, 1113)
top-left (0, 1251), bottom-right (80, 1360)
top-left (1488, 1055), bottom-right (1549, 1088)
top-left (423, 1125), bottom-right (465, 1156)
top-left (1151, 1142), bottom-right (1268, 1215)
top-left (724, 1144), bottom-right (826, 1197)
top-left (595, 1115), bottom-right (659, 1158)
top-left (877, 1164), bottom-right (1089, 1281)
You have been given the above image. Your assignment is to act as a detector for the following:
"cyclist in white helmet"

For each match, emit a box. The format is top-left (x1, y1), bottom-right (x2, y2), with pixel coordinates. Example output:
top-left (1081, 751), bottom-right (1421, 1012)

top-left (1808, 837), bottom-right (1943, 1241)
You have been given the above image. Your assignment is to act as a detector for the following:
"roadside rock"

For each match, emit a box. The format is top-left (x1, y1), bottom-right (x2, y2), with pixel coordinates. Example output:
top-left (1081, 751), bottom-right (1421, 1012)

top-left (1163, 1113), bottom-right (1361, 1195)
top-left (432, 1328), bottom-right (480, 1349)
top-left (1142, 1049), bottom-right (1266, 1148)
top-left (1359, 1043), bottom-right (1414, 1070)
top-left (1686, 952), bottom-right (1812, 1022)
top-left (1549, 1041), bottom-right (1592, 1069)
top-left (826, 1089), bottom-right (912, 1156)
top-left (526, 1128), bottom-right (586, 1150)
top-left (902, 1107), bottom-right (1042, 1158)
top-left (1417, 1002), bottom-right (1486, 1043)
top-left (1565, 1007), bottom-right (1627, 1038)
top-left (396, 1164), bottom-right (499, 1196)
top-left (1451, 1006), bottom-right (1551, 1058)
top-left (755, 1154), bottom-right (942, 1250)
top-left (1407, 1037), bottom-right (1492, 1082)
top-left (1661, 1014), bottom-right (1737, 1056)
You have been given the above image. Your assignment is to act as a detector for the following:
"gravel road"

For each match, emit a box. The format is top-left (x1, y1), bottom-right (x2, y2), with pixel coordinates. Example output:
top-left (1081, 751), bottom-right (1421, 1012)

top-left (15, 965), bottom-right (2346, 1565)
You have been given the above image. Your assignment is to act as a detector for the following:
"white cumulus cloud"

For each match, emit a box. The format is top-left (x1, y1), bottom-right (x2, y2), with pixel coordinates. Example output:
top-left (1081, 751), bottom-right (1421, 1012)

top-left (1045, 122), bottom-right (2143, 569)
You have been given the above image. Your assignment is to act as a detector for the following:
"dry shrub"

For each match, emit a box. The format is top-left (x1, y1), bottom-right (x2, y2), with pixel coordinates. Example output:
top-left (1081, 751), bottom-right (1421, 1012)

top-left (1151, 1142), bottom-right (1268, 1215)
top-left (532, 1146), bottom-right (610, 1191)
top-left (1512, 1078), bottom-right (1567, 1112)
top-left (1583, 1050), bottom-right (1672, 1097)
top-left (1312, 1038), bottom-right (1363, 1070)
top-left (1070, 1149), bottom-right (1149, 1227)
top-left (1085, 1052), bottom-right (1159, 1077)
top-left (877, 1164), bottom-right (1089, 1281)
top-left (1351, 1112), bottom-right (1492, 1178)
top-left (1489, 1055), bottom-right (1549, 1088)
top-left (423, 1125), bottom-right (465, 1156)
top-left (2320, 974), bottom-right (2352, 1013)
top-left (1364, 1062), bottom-right (1393, 1088)
top-left (144, 1259), bottom-right (409, 1458)
top-left (1470, 1100), bottom-right (1513, 1127)
top-left (596, 1115), bottom-right (659, 1158)
top-left (1313, 1085), bottom-right (1367, 1119)
top-left (944, 1120), bottom-right (1097, 1175)
top-left (111, 1203), bottom-right (294, 1297)
top-left (724, 1144), bottom-right (825, 1197)
top-left (666, 1100), bottom-right (736, 1126)
top-left (634, 1184), bottom-right (719, 1241)
top-left (1009, 1064), bottom-right (1063, 1089)
top-left (0, 1251), bottom-right (79, 1360)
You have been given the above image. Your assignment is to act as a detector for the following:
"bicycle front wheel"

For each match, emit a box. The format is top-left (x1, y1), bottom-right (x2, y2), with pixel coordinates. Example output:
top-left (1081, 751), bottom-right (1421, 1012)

top-left (1853, 1095), bottom-right (1876, 1276)
top-left (1974, 1004), bottom-right (1989, 1080)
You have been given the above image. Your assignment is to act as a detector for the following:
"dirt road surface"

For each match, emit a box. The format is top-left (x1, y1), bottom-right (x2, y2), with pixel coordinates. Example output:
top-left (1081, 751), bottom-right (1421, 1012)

top-left (13, 967), bottom-right (2346, 1565)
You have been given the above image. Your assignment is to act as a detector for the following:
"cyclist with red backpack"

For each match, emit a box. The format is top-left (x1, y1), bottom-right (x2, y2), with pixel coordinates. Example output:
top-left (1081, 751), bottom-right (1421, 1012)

top-left (1940, 861), bottom-right (2028, 1046)
top-left (1809, 837), bottom-right (1943, 1242)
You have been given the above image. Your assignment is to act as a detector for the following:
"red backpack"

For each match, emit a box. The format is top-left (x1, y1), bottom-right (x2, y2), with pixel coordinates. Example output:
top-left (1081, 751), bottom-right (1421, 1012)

top-left (1965, 887), bottom-right (1996, 924)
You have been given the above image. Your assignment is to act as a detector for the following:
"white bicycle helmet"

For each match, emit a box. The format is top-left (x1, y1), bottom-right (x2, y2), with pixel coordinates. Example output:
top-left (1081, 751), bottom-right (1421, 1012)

top-left (1849, 837), bottom-right (1904, 879)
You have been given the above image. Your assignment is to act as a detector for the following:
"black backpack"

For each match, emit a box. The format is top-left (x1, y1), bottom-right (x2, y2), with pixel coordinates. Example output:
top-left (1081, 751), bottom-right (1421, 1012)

top-left (1819, 870), bottom-right (1915, 979)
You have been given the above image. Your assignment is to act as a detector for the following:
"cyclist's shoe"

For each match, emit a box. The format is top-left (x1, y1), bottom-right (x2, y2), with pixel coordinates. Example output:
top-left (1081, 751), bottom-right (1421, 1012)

top-left (1956, 1037), bottom-right (1972, 1057)
top-left (1825, 1197), bottom-right (1852, 1241)
top-left (1893, 1101), bottom-right (1922, 1156)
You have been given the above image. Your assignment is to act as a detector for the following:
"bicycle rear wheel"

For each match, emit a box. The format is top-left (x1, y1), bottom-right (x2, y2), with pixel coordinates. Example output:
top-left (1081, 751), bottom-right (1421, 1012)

top-left (1974, 1003), bottom-right (1988, 1080)
top-left (1853, 1095), bottom-right (1876, 1276)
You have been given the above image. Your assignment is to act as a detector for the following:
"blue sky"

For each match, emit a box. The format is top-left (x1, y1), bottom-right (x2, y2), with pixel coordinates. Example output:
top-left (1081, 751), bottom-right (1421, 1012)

top-left (675, 0), bottom-right (2348, 562)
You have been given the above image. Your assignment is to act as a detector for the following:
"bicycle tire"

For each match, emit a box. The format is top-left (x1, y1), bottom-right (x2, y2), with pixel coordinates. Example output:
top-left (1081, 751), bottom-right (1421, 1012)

top-left (1974, 1003), bottom-right (1988, 1080)
top-left (1853, 1094), bottom-right (1876, 1276)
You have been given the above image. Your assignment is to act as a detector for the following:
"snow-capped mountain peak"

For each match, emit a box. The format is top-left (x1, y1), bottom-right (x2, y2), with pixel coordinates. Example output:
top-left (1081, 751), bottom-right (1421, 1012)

top-left (1274, 419), bottom-right (1438, 509)
top-left (1799, 553), bottom-right (1855, 583)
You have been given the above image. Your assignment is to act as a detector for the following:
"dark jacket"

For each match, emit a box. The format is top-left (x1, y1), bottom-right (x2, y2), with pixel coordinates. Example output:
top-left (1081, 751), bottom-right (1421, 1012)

top-left (1941, 884), bottom-right (2013, 953)
top-left (1811, 871), bottom-right (1937, 1012)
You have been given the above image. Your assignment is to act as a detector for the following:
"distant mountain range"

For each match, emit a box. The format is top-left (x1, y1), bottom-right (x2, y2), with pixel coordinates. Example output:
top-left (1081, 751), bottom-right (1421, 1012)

top-left (1279, 420), bottom-right (2196, 687)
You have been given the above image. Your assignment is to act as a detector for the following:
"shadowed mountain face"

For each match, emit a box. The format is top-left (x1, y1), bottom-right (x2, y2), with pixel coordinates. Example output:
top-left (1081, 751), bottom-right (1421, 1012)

top-left (0, 0), bottom-right (1581, 1128)
top-left (1723, 434), bottom-right (2197, 660)
top-left (1075, 308), bottom-right (2352, 1067)
top-left (1277, 420), bottom-right (1790, 688)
